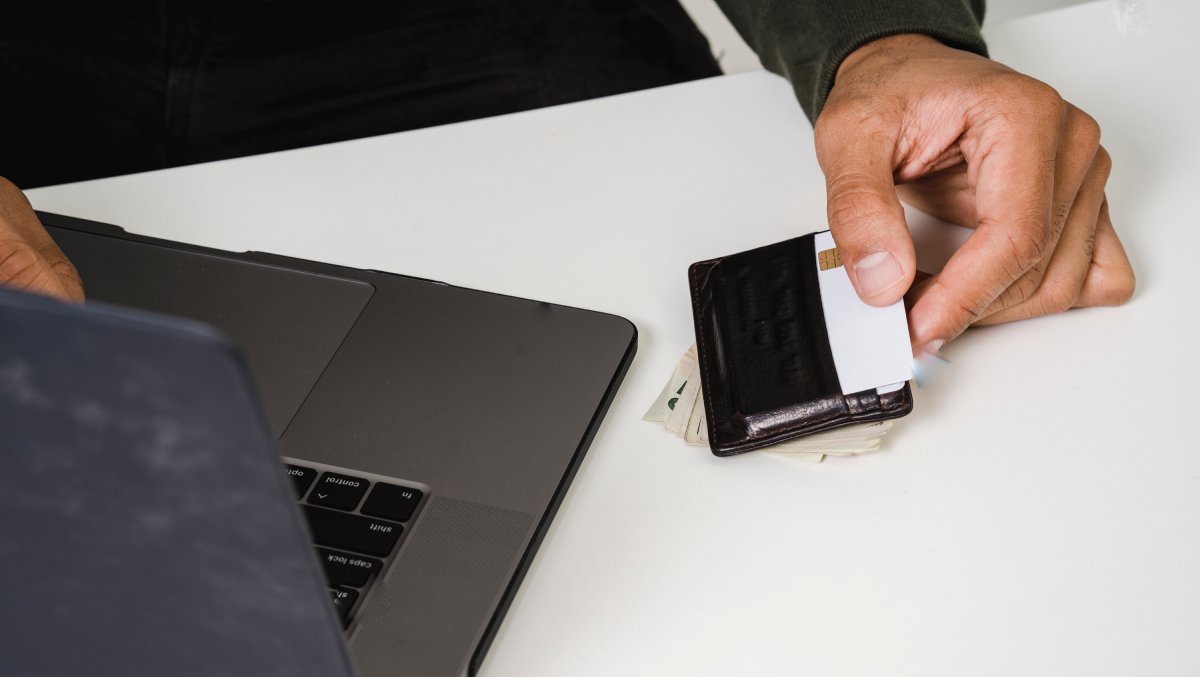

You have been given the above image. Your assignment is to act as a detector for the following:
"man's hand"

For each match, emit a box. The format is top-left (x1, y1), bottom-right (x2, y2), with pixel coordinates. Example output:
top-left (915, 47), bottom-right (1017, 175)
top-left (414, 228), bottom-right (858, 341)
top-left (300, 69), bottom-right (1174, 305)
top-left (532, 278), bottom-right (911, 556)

top-left (815, 34), bottom-right (1134, 353)
top-left (0, 177), bottom-right (83, 302)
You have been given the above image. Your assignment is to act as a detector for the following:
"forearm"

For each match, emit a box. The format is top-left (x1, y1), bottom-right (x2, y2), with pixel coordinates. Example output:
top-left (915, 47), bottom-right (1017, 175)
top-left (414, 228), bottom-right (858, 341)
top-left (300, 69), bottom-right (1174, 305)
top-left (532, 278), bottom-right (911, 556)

top-left (714, 0), bottom-right (989, 121)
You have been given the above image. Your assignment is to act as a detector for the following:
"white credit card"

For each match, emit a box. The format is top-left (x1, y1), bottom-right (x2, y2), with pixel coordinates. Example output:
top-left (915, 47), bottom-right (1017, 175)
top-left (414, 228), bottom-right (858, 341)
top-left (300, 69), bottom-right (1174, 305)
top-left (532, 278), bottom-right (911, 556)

top-left (813, 231), bottom-right (912, 395)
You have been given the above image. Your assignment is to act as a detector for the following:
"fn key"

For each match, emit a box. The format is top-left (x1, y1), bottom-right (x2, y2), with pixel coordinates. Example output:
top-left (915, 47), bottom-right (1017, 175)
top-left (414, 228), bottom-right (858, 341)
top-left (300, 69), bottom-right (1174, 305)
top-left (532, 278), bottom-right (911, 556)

top-left (361, 483), bottom-right (423, 522)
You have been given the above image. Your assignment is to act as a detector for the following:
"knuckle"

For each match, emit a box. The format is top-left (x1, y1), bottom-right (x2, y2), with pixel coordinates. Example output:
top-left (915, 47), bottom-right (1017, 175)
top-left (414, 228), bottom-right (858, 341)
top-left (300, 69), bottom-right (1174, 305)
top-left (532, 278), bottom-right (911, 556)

top-left (0, 178), bottom-right (37, 224)
top-left (989, 73), bottom-right (1061, 111)
top-left (1025, 79), bottom-right (1066, 116)
top-left (929, 276), bottom-right (987, 329)
top-left (49, 257), bottom-right (84, 296)
top-left (1070, 108), bottom-right (1103, 149)
top-left (0, 175), bottom-right (19, 196)
top-left (1051, 200), bottom-right (1073, 240)
top-left (961, 304), bottom-right (985, 327)
top-left (1106, 265), bottom-right (1136, 306)
top-left (0, 237), bottom-right (50, 289)
top-left (1038, 283), bottom-right (1079, 315)
top-left (827, 171), bottom-right (884, 202)
top-left (999, 224), bottom-right (1048, 272)
top-left (1013, 268), bottom-right (1044, 304)
top-left (993, 266), bottom-right (1042, 309)
top-left (1083, 226), bottom-right (1098, 261)
top-left (0, 177), bottom-right (24, 210)
top-left (826, 173), bottom-right (896, 237)
top-left (1093, 145), bottom-right (1113, 182)
top-left (988, 253), bottom-right (1030, 292)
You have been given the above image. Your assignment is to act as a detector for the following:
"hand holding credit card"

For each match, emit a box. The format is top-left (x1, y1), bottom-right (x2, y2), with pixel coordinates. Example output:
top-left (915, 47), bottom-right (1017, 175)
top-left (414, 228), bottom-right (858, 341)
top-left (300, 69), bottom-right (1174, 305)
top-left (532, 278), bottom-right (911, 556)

top-left (645, 230), bottom-right (916, 460)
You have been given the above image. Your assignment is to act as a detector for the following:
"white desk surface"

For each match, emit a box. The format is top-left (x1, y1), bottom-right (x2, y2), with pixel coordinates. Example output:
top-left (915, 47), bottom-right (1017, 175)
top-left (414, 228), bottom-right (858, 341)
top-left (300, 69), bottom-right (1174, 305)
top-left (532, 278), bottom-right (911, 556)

top-left (29, 1), bottom-right (1200, 675)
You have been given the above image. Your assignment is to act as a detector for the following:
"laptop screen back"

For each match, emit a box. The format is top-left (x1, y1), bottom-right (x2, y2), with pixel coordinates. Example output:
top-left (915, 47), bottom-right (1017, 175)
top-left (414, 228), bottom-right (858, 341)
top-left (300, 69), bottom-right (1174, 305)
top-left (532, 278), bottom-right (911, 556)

top-left (0, 289), bottom-right (354, 677)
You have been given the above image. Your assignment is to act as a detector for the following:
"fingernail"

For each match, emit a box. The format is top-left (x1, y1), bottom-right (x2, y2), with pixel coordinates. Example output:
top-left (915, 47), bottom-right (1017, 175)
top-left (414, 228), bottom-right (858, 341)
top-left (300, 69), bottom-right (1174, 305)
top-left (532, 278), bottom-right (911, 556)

top-left (913, 339), bottom-right (946, 357)
top-left (854, 249), bottom-right (904, 298)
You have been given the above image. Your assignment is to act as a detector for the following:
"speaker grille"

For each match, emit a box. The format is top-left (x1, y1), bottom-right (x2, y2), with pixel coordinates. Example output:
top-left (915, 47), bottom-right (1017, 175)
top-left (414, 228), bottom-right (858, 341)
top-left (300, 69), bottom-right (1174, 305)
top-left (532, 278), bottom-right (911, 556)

top-left (349, 495), bottom-right (536, 677)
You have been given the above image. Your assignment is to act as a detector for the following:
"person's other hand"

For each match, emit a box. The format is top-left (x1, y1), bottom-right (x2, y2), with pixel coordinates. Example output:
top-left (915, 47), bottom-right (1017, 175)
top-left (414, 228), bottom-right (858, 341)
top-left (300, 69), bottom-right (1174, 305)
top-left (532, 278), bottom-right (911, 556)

top-left (814, 34), bottom-right (1134, 353)
top-left (0, 176), bottom-right (83, 301)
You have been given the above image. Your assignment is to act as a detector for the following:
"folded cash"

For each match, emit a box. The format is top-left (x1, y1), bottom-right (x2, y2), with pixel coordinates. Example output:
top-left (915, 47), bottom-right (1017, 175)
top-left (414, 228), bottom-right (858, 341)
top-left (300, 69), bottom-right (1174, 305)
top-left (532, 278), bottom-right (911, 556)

top-left (644, 344), bottom-right (893, 462)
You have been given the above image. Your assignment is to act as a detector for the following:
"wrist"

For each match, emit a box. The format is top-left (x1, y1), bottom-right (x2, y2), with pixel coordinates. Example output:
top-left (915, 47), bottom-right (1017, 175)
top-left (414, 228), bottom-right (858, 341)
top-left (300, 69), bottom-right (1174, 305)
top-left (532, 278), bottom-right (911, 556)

top-left (837, 33), bottom-right (950, 80)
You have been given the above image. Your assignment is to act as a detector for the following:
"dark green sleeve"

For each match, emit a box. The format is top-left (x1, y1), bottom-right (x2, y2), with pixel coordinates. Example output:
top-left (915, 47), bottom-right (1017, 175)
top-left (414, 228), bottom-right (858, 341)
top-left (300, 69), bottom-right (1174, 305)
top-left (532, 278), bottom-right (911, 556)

top-left (714, 0), bottom-right (988, 122)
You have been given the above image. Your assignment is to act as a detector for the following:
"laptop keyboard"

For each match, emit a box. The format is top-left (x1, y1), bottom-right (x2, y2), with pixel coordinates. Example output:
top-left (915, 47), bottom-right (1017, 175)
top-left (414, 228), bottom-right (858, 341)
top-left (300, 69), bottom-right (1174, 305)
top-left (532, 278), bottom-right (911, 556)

top-left (283, 459), bottom-right (426, 628)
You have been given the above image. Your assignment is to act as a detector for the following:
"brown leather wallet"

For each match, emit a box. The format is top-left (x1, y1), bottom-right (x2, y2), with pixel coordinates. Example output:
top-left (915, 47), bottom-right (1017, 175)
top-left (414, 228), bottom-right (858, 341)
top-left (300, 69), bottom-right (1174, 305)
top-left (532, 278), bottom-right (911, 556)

top-left (688, 233), bottom-right (913, 457)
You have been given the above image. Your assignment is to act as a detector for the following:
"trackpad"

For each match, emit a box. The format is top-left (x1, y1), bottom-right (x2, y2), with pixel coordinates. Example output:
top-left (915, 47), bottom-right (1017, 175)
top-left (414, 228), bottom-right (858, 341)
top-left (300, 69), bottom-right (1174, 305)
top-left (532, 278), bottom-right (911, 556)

top-left (49, 226), bottom-right (374, 437)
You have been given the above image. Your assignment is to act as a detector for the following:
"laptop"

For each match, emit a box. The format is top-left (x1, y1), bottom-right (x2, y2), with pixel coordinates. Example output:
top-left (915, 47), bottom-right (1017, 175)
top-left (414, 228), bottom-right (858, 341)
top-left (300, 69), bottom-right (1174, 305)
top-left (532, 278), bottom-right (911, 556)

top-left (1, 212), bottom-right (637, 676)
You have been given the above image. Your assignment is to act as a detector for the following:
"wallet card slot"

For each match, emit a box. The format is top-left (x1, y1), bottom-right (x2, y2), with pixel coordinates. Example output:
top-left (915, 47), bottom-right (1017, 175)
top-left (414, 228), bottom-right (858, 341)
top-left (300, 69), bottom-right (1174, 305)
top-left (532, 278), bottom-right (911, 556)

top-left (710, 234), bottom-right (839, 414)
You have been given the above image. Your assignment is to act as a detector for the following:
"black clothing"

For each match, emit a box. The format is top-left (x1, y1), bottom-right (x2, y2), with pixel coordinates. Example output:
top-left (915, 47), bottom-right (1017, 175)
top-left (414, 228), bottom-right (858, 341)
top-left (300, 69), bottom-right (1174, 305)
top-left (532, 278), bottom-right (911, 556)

top-left (0, 3), bottom-right (720, 188)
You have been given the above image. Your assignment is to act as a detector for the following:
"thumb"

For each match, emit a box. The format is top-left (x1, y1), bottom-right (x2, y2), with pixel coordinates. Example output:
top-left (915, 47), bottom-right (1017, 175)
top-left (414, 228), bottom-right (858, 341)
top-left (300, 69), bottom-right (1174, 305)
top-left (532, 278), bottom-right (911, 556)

top-left (816, 128), bottom-right (916, 306)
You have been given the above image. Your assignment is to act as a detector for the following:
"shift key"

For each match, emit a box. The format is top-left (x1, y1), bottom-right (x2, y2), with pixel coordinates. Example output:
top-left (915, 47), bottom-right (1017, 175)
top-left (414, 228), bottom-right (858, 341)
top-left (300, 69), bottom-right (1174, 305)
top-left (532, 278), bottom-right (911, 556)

top-left (303, 505), bottom-right (403, 557)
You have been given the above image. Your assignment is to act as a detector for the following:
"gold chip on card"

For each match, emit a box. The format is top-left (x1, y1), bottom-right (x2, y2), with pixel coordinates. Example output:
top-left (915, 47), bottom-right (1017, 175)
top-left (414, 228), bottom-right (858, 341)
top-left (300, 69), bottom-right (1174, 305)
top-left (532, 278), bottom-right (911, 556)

top-left (818, 247), bottom-right (843, 271)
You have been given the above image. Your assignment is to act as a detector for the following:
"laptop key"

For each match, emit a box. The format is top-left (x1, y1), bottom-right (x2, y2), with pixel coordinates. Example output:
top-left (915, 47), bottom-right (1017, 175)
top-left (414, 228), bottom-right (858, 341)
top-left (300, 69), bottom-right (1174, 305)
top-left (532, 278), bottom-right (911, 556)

top-left (285, 464), bottom-right (317, 498)
top-left (308, 472), bottom-right (370, 511)
top-left (318, 547), bottom-right (383, 588)
top-left (303, 505), bottom-right (403, 557)
top-left (360, 483), bottom-right (423, 523)
top-left (329, 587), bottom-right (358, 625)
